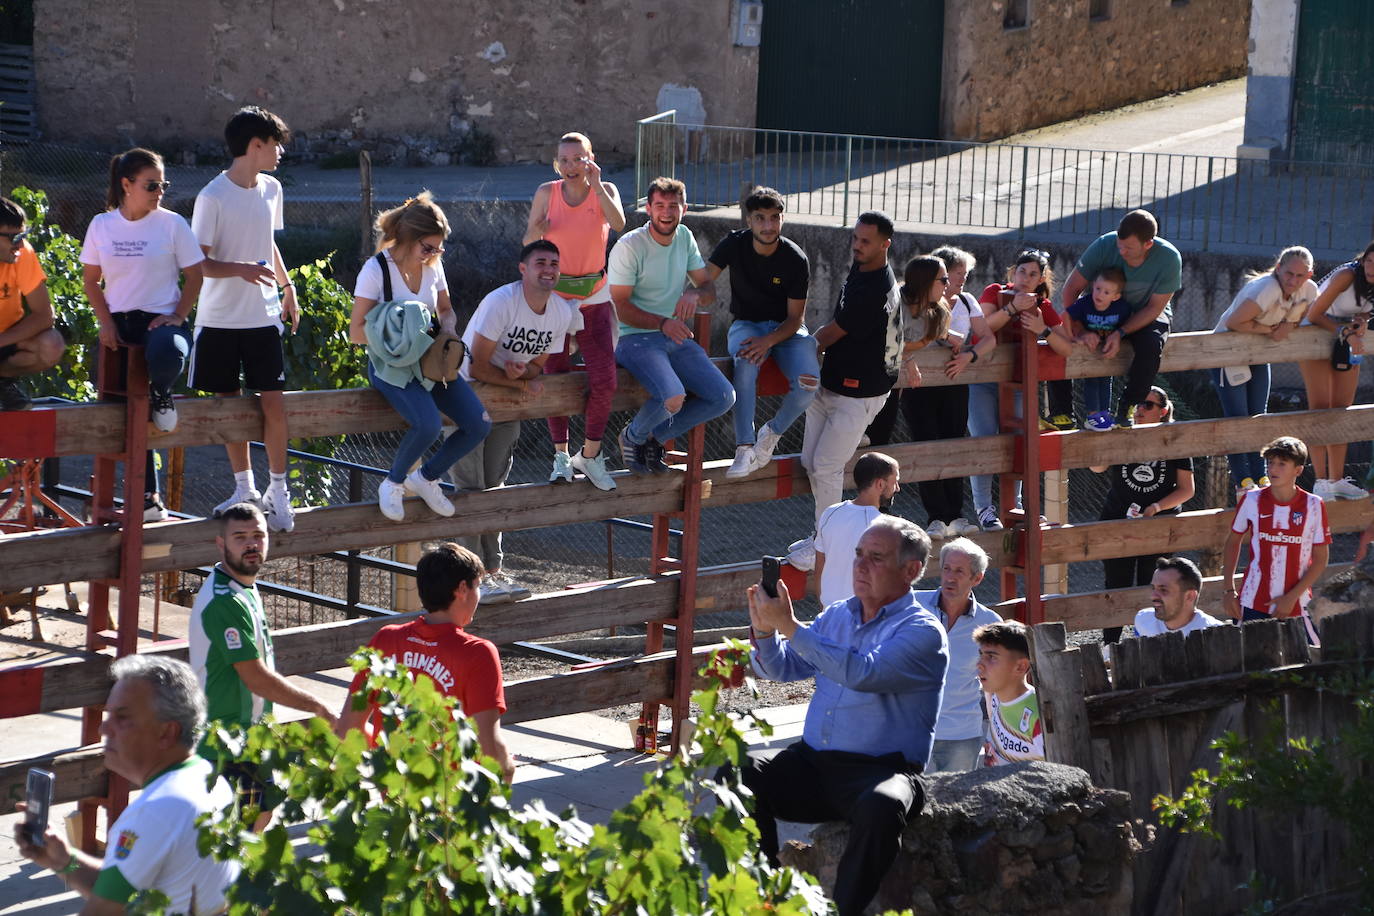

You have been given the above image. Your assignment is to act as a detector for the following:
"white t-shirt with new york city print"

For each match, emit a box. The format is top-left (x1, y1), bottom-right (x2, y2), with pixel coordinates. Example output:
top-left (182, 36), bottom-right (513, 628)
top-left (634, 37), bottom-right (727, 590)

top-left (460, 281), bottom-right (582, 381)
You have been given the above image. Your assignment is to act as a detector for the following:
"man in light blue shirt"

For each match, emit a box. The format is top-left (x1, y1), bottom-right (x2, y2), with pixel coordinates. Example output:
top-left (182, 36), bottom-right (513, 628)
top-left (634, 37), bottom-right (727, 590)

top-left (741, 516), bottom-right (947, 916)
top-left (607, 176), bottom-right (734, 474)
top-left (916, 537), bottom-right (1002, 773)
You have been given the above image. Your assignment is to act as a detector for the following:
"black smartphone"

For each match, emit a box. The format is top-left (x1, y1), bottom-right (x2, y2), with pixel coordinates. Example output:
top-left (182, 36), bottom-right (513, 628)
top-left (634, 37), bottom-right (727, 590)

top-left (761, 555), bottom-right (783, 598)
top-left (24, 768), bottom-right (55, 847)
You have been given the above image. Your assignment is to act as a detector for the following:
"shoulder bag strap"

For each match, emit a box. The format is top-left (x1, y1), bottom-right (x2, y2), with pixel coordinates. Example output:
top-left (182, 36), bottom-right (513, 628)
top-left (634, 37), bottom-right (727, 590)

top-left (376, 252), bottom-right (392, 303)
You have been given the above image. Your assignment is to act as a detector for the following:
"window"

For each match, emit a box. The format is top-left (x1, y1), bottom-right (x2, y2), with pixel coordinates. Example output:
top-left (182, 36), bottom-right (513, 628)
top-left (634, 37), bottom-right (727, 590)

top-left (1089, 0), bottom-right (1111, 21)
top-left (1003, 0), bottom-right (1029, 29)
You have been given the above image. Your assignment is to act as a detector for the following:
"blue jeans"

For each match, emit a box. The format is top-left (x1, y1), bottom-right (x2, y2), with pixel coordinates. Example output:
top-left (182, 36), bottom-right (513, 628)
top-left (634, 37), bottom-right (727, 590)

top-left (1083, 376), bottom-right (1114, 417)
top-left (1210, 364), bottom-right (1270, 486)
top-left (928, 737), bottom-right (985, 773)
top-left (727, 320), bottom-right (819, 445)
top-left (967, 382), bottom-right (1022, 513)
top-left (112, 311), bottom-right (192, 395)
top-left (368, 362), bottom-right (491, 484)
top-left (615, 331), bottom-right (735, 445)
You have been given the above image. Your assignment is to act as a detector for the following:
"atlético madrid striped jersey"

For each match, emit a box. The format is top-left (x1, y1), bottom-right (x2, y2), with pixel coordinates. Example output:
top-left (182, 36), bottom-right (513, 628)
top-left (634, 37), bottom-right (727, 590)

top-left (1232, 486), bottom-right (1330, 613)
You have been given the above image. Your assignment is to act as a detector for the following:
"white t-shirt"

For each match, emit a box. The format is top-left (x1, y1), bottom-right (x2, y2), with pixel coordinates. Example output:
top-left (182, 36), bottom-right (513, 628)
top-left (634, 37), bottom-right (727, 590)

top-left (948, 290), bottom-right (978, 340)
top-left (460, 281), bottom-right (583, 381)
top-left (95, 756), bottom-right (239, 914)
top-left (1132, 607), bottom-right (1226, 637)
top-left (191, 171), bottom-right (285, 329)
top-left (354, 250), bottom-right (449, 315)
top-left (80, 208), bottom-right (204, 315)
top-left (1309, 262), bottom-right (1374, 323)
top-left (813, 500), bottom-right (883, 608)
top-left (1213, 273), bottom-right (1319, 333)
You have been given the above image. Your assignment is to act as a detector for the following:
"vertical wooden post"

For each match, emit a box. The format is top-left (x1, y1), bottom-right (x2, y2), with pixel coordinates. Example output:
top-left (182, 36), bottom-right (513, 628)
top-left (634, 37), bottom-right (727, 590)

top-left (1198, 454), bottom-right (1229, 576)
top-left (1043, 468), bottom-right (1068, 595)
top-left (1027, 622), bottom-right (1092, 769)
top-left (393, 542), bottom-right (422, 613)
top-left (358, 151), bottom-right (373, 262)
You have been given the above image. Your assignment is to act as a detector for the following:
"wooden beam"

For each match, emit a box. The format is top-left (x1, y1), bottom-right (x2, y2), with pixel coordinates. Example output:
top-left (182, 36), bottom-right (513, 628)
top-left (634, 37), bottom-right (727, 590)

top-left (0, 745), bottom-right (108, 807)
top-left (3, 326), bottom-right (1334, 458)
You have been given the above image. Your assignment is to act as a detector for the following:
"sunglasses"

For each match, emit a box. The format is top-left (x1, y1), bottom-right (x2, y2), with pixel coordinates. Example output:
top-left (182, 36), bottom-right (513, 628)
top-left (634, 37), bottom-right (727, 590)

top-left (937, 275), bottom-right (950, 285)
top-left (1018, 248), bottom-right (1050, 264)
top-left (420, 241), bottom-right (445, 258)
top-left (0, 230), bottom-right (26, 244)
top-left (140, 180), bottom-right (172, 192)
top-left (1136, 400), bottom-right (1165, 410)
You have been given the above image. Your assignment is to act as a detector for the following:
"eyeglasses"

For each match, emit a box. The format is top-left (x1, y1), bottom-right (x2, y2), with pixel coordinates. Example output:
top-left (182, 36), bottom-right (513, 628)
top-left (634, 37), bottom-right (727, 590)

top-left (141, 180), bottom-right (172, 192)
top-left (1136, 400), bottom-right (1164, 410)
top-left (419, 241), bottom-right (445, 258)
top-left (0, 230), bottom-right (27, 244)
top-left (937, 275), bottom-right (950, 285)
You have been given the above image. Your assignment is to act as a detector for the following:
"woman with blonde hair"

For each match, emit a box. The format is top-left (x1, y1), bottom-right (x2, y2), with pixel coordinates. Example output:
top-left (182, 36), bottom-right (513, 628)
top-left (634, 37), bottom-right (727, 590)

top-left (524, 131), bottom-right (625, 490)
top-left (351, 192), bottom-right (490, 521)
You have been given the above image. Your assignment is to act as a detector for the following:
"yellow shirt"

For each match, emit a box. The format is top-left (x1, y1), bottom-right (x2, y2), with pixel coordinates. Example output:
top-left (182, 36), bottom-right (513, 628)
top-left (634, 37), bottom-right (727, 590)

top-left (0, 242), bottom-right (47, 332)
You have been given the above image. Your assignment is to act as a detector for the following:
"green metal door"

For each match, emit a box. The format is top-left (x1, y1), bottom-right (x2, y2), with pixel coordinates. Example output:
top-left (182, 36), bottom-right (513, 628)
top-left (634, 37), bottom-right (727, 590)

top-left (755, 0), bottom-right (943, 138)
top-left (1291, 0), bottom-right (1374, 164)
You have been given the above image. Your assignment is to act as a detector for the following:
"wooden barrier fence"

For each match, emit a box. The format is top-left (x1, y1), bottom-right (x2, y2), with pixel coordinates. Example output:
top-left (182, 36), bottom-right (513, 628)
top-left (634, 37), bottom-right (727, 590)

top-left (1030, 607), bottom-right (1374, 915)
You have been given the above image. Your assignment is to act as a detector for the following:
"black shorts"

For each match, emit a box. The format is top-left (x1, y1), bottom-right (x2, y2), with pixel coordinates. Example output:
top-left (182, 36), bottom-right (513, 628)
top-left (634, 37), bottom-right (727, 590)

top-left (190, 325), bottom-right (286, 393)
top-left (222, 760), bottom-right (271, 813)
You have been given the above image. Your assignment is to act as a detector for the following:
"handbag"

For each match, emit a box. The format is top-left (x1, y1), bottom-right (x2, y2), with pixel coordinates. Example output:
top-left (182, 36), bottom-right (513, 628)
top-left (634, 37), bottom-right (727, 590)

top-left (377, 253), bottom-right (465, 384)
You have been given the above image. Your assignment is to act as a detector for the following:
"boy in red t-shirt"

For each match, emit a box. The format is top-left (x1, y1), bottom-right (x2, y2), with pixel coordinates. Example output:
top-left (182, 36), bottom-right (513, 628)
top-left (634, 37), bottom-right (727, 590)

top-left (0, 197), bottom-right (65, 411)
top-left (1221, 436), bottom-right (1330, 645)
top-left (337, 542), bottom-right (514, 782)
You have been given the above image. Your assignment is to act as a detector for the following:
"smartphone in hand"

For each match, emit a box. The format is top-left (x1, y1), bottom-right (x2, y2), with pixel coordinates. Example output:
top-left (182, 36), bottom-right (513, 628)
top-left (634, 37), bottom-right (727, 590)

top-left (761, 556), bottom-right (783, 598)
top-left (24, 768), bottom-right (55, 847)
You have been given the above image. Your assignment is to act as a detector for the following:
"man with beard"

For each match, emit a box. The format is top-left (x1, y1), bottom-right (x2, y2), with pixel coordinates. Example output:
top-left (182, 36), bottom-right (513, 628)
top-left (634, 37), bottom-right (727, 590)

top-left (706, 186), bottom-right (818, 479)
top-left (609, 176), bottom-right (734, 475)
top-left (452, 240), bottom-right (582, 604)
top-left (812, 452), bottom-right (900, 609)
top-left (189, 502), bottom-right (334, 822)
top-left (801, 211), bottom-right (905, 524)
top-left (1132, 555), bottom-right (1225, 637)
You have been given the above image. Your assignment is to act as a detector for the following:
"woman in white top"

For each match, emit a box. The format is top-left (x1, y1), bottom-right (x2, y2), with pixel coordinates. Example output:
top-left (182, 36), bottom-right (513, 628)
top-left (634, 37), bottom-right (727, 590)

top-left (349, 192), bottom-right (490, 521)
top-left (1300, 241), bottom-right (1374, 501)
top-left (1211, 246), bottom-right (1317, 495)
top-left (81, 147), bottom-right (204, 522)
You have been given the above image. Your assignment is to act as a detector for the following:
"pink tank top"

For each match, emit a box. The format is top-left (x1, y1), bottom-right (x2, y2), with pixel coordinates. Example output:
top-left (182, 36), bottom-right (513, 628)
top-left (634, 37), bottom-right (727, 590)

top-left (545, 179), bottom-right (611, 286)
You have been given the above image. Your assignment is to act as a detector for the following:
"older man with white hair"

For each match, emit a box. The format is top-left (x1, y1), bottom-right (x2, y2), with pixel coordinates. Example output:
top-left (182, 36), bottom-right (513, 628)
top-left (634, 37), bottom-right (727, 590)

top-left (13, 655), bottom-right (240, 915)
top-left (916, 537), bottom-right (1002, 772)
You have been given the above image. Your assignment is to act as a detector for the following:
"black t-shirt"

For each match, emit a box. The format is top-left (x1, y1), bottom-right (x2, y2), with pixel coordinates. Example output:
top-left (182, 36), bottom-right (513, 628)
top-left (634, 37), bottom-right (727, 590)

top-left (1100, 457), bottom-right (1194, 520)
top-left (820, 261), bottom-right (903, 398)
top-left (708, 229), bottom-right (810, 322)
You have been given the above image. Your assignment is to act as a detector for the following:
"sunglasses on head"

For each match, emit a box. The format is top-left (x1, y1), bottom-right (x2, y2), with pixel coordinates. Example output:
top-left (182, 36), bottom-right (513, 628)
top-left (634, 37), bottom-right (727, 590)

top-left (0, 229), bottom-right (27, 244)
top-left (1018, 248), bottom-right (1050, 264)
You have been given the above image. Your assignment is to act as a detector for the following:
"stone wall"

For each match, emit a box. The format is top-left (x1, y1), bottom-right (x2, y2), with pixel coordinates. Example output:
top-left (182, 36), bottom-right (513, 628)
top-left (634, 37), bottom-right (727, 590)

top-left (33, 0), bottom-right (757, 166)
top-left (780, 761), bottom-right (1137, 916)
top-left (942, 0), bottom-right (1249, 141)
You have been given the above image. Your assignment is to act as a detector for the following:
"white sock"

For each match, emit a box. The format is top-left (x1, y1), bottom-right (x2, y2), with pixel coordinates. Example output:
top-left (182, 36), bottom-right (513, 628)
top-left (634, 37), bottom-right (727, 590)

top-left (269, 471), bottom-right (287, 490)
top-left (234, 470), bottom-right (255, 492)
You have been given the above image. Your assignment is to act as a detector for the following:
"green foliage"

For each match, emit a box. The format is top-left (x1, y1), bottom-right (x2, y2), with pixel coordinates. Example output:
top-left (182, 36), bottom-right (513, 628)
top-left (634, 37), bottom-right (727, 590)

top-left (11, 186), bottom-right (99, 401)
top-left (188, 642), bottom-right (833, 915)
top-left (1153, 671), bottom-right (1374, 910)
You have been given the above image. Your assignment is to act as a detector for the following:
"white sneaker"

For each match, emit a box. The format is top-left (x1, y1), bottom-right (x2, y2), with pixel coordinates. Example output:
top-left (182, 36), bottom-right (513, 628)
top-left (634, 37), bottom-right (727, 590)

top-left (787, 537), bottom-right (816, 571)
top-left (262, 482), bottom-right (295, 533)
top-left (726, 445), bottom-right (756, 479)
top-left (549, 451), bottom-right (574, 484)
top-left (149, 388), bottom-right (177, 433)
top-left (378, 478), bottom-right (406, 521)
top-left (404, 469), bottom-right (455, 517)
top-left (1313, 478), bottom-right (1334, 500)
top-left (143, 493), bottom-right (169, 523)
top-left (571, 450), bottom-right (617, 490)
top-left (751, 422), bottom-right (783, 470)
top-left (493, 571), bottom-right (531, 602)
top-left (926, 519), bottom-right (949, 540)
top-left (949, 517), bottom-right (980, 537)
top-left (213, 485), bottom-right (261, 517)
top-left (478, 573), bottom-right (512, 605)
top-left (1328, 477), bottom-right (1369, 500)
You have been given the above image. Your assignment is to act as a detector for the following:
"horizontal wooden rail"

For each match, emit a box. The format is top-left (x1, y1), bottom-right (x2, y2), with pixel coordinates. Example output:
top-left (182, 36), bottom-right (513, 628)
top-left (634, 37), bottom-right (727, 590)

top-left (0, 326), bottom-right (1335, 460)
top-left (0, 643), bottom-right (737, 806)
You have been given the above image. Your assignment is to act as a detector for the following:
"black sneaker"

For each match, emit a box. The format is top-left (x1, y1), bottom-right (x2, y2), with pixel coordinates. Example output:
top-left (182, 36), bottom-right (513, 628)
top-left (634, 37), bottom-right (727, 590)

top-left (1115, 410), bottom-right (1134, 430)
top-left (642, 437), bottom-right (671, 474)
top-left (619, 426), bottom-right (652, 475)
top-left (0, 377), bottom-right (32, 411)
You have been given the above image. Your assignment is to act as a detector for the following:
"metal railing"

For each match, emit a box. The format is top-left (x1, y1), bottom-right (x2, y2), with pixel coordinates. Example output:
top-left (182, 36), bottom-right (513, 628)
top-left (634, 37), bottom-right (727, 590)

top-left (635, 113), bottom-right (1374, 254)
